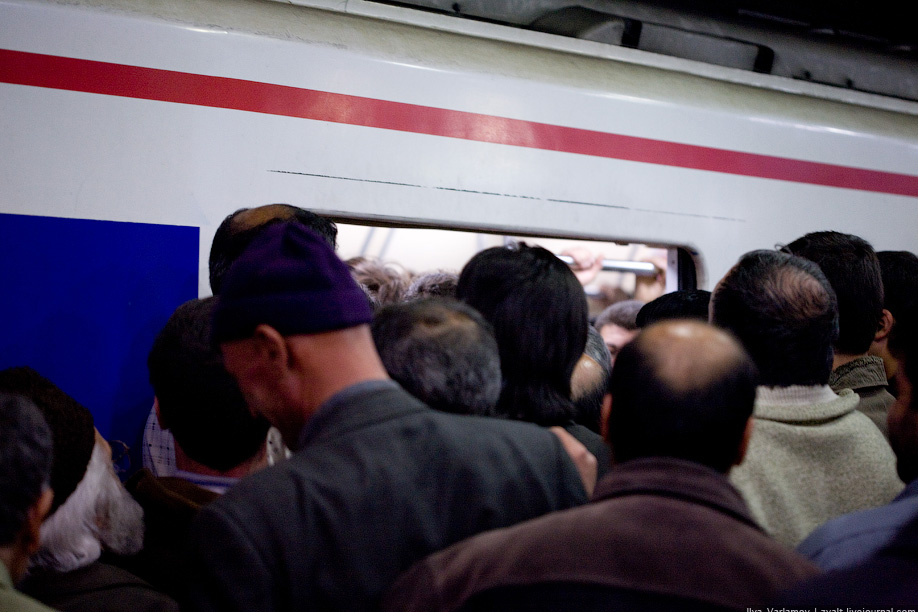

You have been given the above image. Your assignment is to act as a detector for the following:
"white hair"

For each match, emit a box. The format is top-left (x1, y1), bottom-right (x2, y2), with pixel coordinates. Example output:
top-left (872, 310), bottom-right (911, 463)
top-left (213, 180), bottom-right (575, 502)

top-left (29, 441), bottom-right (144, 572)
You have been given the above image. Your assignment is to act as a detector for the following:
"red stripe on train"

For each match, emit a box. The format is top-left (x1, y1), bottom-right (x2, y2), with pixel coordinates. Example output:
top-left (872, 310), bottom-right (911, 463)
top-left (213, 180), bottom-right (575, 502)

top-left (2, 48), bottom-right (917, 197)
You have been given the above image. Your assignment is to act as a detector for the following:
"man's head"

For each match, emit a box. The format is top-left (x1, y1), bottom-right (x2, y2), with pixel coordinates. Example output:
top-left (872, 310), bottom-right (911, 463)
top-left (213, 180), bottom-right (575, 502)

top-left (593, 300), bottom-right (643, 365)
top-left (886, 297), bottom-right (918, 482)
top-left (148, 297), bottom-right (271, 473)
top-left (31, 431), bottom-right (144, 572)
top-left (873, 251), bottom-right (918, 383)
top-left (213, 222), bottom-right (374, 446)
top-left (0, 368), bottom-right (143, 572)
top-left (710, 250), bottom-right (838, 387)
top-left (347, 257), bottom-right (410, 309)
top-left (784, 231), bottom-right (883, 357)
top-left (636, 290), bottom-right (711, 327)
top-left (570, 326), bottom-right (612, 434)
top-left (209, 204), bottom-right (337, 294)
top-left (608, 320), bottom-right (758, 473)
top-left (456, 243), bottom-right (588, 426)
top-left (0, 368), bottom-right (94, 516)
top-left (403, 271), bottom-right (459, 302)
top-left (0, 394), bottom-right (54, 582)
top-left (372, 298), bottom-right (501, 416)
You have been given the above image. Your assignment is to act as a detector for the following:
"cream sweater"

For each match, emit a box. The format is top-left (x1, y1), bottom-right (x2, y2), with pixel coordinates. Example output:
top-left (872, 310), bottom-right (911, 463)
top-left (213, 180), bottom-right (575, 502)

top-left (730, 386), bottom-right (903, 547)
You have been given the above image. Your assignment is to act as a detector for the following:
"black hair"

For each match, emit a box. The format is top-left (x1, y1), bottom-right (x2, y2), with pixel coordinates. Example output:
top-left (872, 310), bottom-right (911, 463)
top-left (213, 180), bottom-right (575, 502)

top-left (0, 393), bottom-right (53, 545)
top-left (636, 290), bottom-right (712, 327)
top-left (209, 205), bottom-right (337, 294)
top-left (711, 250), bottom-right (838, 387)
top-left (372, 297), bottom-right (501, 416)
top-left (457, 243), bottom-right (588, 426)
top-left (148, 297), bottom-right (270, 472)
top-left (785, 231), bottom-right (883, 355)
top-left (878, 251), bottom-right (918, 334)
top-left (608, 323), bottom-right (758, 473)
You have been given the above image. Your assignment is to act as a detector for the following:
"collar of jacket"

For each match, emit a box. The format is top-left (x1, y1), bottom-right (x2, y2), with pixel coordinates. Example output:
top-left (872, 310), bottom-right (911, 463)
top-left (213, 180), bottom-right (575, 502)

top-left (297, 380), bottom-right (425, 448)
top-left (830, 355), bottom-right (889, 391)
top-left (594, 456), bottom-right (761, 531)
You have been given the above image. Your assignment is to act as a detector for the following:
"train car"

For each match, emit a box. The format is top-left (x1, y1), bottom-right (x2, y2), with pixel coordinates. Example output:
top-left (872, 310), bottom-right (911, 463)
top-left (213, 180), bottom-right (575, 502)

top-left (2, 0), bottom-right (917, 448)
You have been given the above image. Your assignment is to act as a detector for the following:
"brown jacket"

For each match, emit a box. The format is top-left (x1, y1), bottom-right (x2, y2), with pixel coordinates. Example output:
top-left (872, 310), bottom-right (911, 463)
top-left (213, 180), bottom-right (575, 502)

top-left (384, 457), bottom-right (820, 612)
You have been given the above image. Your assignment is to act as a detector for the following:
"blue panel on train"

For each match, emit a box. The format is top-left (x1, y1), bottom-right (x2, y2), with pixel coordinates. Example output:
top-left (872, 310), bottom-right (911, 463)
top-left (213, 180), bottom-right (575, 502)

top-left (0, 213), bottom-right (198, 469)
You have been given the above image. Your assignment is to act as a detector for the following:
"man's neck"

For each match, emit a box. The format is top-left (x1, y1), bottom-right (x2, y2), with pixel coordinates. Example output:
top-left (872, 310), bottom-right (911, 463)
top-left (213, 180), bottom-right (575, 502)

top-left (174, 443), bottom-right (267, 480)
top-left (833, 352), bottom-right (867, 370)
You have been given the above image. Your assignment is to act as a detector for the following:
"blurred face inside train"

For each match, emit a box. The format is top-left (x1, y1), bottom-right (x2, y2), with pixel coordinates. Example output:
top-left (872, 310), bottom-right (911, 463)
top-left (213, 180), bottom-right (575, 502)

top-left (599, 324), bottom-right (638, 364)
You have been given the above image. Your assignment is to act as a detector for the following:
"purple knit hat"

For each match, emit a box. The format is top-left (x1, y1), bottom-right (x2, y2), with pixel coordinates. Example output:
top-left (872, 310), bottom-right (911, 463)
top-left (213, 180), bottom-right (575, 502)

top-left (212, 222), bottom-right (373, 343)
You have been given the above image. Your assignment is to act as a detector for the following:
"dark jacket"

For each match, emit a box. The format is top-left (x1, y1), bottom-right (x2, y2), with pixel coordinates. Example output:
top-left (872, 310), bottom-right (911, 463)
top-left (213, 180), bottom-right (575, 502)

top-left (20, 561), bottom-right (178, 612)
top-left (778, 510), bottom-right (918, 607)
top-left (185, 380), bottom-right (587, 612)
top-left (109, 469), bottom-right (220, 600)
top-left (384, 457), bottom-right (820, 612)
top-left (562, 422), bottom-right (612, 480)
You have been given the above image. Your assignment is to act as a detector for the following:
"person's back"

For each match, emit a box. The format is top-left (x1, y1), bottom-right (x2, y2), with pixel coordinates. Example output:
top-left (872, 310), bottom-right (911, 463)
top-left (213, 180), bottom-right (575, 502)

top-left (798, 295), bottom-right (918, 570)
top-left (123, 297), bottom-right (272, 598)
top-left (456, 243), bottom-right (611, 476)
top-left (185, 223), bottom-right (587, 612)
top-left (383, 321), bottom-right (819, 612)
top-left (785, 231), bottom-right (894, 435)
top-left (711, 250), bottom-right (901, 546)
top-left (192, 388), bottom-right (587, 611)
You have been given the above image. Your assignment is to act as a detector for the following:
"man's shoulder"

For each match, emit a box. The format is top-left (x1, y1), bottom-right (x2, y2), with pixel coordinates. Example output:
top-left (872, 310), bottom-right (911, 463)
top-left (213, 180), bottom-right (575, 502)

top-left (385, 477), bottom-right (816, 612)
top-left (798, 490), bottom-right (918, 569)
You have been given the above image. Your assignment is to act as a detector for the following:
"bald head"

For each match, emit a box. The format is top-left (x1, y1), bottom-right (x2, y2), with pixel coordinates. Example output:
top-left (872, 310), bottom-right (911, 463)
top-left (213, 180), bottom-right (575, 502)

top-left (609, 320), bottom-right (758, 472)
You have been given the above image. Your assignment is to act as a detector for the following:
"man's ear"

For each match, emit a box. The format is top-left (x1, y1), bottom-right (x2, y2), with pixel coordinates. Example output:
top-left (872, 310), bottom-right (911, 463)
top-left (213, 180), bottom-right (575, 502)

top-left (25, 489), bottom-right (53, 554)
top-left (600, 394), bottom-right (612, 441)
top-left (876, 309), bottom-right (894, 342)
top-left (252, 325), bottom-right (291, 376)
top-left (153, 397), bottom-right (166, 429)
top-left (733, 418), bottom-right (754, 467)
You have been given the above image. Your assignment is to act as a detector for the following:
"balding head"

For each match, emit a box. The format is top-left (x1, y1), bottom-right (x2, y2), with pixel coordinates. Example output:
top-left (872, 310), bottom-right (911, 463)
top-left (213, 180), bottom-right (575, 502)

top-left (710, 250), bottom-right (838, 387)
top-left (609, 320), bottom-right (758, 473)
top-left (209, 204), bottom-right (337, 294)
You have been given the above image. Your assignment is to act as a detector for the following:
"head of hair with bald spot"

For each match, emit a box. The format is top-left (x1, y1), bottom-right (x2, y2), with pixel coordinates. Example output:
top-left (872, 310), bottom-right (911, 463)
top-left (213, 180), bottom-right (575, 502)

top-left (710, 250), bottom-right (838, 387)
top-left (608, 320), bottom-right (758, 473)
top-left (209, 204), bottom-right (338, 294)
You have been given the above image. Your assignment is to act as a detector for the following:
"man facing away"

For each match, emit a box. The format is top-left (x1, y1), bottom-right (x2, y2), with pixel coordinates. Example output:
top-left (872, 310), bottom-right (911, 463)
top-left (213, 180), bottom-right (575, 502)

top-left (780, 296), bottom-right (918, 605)
top-left (382, 320), bottom-right (819, 612)
top-left (785, 231), bottom-right (894, 435)
top-left (119, 297), bottom-right (271, 599)
top-left (870, 250), bottom-right (918, 393)
top-left (0, 367), bottom-right (178, 612)
top-left (711, 250), bottom-right (902, 546)
top-left (0, 393), bottom-right (56, 612)
top-left (799, 293), bottom-right (918, 570)
top-left (184, 223), bottom-right (589, 612)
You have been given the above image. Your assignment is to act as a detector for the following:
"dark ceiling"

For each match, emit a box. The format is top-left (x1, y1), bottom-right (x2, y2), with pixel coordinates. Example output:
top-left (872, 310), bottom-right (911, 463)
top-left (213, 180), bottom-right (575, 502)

top-left (654, 0), bottom-right (916, 48)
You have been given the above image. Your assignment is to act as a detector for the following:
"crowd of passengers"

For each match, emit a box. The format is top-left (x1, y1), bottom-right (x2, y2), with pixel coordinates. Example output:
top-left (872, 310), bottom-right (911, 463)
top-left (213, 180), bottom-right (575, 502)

top-left (4, 203), bottom-right (918, 611)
